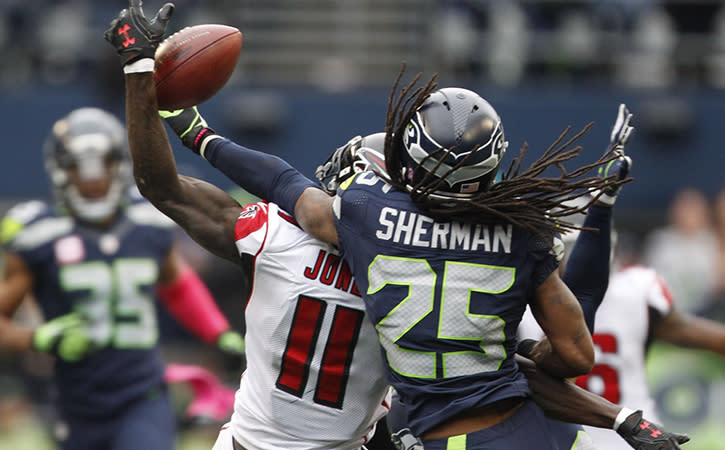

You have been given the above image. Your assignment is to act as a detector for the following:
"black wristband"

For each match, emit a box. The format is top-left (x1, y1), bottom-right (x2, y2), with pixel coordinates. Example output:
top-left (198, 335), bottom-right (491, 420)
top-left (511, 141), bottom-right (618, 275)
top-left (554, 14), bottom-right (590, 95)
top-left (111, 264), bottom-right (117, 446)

top-left (516, 339), bottom-right (538, 359)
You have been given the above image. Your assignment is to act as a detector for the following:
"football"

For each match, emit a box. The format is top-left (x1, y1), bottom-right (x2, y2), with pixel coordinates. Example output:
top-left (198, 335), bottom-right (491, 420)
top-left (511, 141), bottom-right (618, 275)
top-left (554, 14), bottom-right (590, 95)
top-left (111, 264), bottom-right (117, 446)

top-left (154, 24), bottom-right (243, 110)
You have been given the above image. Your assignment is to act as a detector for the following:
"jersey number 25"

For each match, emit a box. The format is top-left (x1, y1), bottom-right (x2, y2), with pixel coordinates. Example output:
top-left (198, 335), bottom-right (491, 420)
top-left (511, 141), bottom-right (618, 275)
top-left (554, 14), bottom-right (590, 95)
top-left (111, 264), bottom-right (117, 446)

top-left (369, 255), bottom-right (514, 379)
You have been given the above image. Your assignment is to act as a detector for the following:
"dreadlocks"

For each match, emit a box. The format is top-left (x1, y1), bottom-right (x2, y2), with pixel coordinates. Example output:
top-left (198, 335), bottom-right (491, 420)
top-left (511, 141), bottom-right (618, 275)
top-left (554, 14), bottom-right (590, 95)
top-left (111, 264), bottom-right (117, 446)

top-left (382, 65), bottom-right (630, 237)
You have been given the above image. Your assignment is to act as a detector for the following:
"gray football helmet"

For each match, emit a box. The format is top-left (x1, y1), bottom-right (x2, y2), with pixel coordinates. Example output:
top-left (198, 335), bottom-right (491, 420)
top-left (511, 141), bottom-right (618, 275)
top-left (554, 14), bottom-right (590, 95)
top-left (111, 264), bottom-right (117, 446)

top-left (399, 87), bottom-right (508, 200)
top-left (43, 108), bottom-right (131, 224)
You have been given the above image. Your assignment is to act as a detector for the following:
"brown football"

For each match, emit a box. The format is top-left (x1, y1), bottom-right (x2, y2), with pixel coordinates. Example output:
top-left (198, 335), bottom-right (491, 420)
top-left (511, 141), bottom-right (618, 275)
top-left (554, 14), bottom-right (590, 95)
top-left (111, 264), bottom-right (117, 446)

top-left (154, 24), bottom-right (242, 110)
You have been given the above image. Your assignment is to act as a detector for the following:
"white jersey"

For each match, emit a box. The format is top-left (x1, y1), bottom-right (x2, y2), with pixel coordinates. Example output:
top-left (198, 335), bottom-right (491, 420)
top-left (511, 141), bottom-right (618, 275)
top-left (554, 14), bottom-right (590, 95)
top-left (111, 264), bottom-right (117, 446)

top-left (518, 265), bottom-right (673, 450)
top-left (229, 202), bottom-right (390, 450)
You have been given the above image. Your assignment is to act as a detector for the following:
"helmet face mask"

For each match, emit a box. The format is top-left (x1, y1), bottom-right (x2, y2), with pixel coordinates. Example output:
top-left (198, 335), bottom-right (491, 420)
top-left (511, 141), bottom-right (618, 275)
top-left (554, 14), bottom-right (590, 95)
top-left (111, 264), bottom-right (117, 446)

top-left (44, 108), bottom-right (131, 225)
top-left (315, 132), bottom-right (387, 195)
top-left (399, 88), bottom-right (508, 201)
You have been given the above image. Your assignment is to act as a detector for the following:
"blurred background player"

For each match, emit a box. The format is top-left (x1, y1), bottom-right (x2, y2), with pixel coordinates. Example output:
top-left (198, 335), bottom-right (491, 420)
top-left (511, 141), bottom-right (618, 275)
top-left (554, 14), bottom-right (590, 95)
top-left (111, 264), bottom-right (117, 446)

top-left (521, 192), bottom-right (725, 450)
top-left (518, 105), bottom-right (725, 449)
top-left (572, 235), bottom-right (725, 450)
top-left (0, 107), bottom-right (244, 450)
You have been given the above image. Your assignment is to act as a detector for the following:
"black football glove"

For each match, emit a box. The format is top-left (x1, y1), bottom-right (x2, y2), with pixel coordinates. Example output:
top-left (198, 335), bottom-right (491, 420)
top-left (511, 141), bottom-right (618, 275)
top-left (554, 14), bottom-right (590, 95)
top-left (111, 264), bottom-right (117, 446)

top-left (159, 107), bottom-right (216, 155)
top-left (616, 410), bottom-right (690, 450)
top-left (104, 0), bottom-right (175, 67)
top-left (515, 338), bottom-right (538, 360)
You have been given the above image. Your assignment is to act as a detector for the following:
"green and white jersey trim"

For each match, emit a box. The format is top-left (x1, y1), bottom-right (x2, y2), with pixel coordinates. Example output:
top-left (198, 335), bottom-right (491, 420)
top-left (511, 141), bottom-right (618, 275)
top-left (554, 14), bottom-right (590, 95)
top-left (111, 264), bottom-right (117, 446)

top-left (3, 208), bottom-right (74, 251)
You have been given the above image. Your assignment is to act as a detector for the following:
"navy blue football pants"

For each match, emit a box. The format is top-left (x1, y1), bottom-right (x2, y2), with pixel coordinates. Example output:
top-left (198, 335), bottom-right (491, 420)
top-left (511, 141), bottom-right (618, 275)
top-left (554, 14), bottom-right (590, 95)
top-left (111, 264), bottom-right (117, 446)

top-left (58, 387), bottom-right (176, 450)
top-left (421, 400), bottom-right (591, 450)
top-left (388, 396), bottom-right (592, 450)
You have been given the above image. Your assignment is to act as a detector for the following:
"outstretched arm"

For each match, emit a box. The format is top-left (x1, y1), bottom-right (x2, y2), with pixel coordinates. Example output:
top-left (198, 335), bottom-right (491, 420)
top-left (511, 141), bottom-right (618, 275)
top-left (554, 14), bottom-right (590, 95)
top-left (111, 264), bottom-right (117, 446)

top-left (159, 104), bottom-right (321, 220)
top-left (161, 108), bottom-right (339, 244)
top-left (517, 355), bottom-right (690, 450)
top-left (106, 0), bottom-right (244, 264)
top-left (563, 103), bottom-right (633, 332)
top-left (201, 138), bottom-right (339, 244)
top-left (654, 308), bottom-right (725, 355)
top-left (124, 74), bottom-right (242, 263)
top-left (562, 203), bottom-right (613, 333)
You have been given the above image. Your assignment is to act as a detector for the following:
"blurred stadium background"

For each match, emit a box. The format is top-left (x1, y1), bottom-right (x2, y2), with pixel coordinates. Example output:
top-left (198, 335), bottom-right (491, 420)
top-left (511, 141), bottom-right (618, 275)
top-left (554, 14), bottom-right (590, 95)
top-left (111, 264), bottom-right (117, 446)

top-left (2, 0), bottom-right (725, 448)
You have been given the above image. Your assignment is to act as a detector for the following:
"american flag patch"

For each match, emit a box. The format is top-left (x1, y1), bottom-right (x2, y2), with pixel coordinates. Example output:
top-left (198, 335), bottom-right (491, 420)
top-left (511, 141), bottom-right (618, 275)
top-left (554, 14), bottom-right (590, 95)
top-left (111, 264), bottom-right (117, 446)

top-left (460, 182), bottom-right (479, 193)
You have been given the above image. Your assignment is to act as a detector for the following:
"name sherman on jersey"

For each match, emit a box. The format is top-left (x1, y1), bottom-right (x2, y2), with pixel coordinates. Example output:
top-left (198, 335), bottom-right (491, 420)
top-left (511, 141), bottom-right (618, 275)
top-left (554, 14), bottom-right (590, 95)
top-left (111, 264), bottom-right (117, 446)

top-left (333, 171), bottom-right (563, 437)
top-left (376, 207), bottom-right (513, 252)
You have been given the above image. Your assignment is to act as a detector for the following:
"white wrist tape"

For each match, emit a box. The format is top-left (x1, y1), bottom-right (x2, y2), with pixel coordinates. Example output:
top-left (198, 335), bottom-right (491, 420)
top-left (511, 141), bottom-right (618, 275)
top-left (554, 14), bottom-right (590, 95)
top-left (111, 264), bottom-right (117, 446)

top-left (613, 407), bottom-right (635, 431)
top-left (124, 58), bottom-right (155, 74)
top-left (199, 134), bottom-right (223, 160)
top-left (591, 189), bottom-right (617, 206)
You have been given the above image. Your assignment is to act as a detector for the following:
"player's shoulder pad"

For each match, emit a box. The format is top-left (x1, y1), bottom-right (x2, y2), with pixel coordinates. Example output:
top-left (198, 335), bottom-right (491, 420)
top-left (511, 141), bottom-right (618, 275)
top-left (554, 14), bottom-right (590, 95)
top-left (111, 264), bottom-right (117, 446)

top-left (126, 199), bottom-right (177, 229)
top-left (1, 200), bottom-right (72, 249)
top-left (238, 201), bottom-right (269, 218)
top-left (234, 201), bottom-right (273, 247)
top-left (235, 201), bottom-right (270, 227)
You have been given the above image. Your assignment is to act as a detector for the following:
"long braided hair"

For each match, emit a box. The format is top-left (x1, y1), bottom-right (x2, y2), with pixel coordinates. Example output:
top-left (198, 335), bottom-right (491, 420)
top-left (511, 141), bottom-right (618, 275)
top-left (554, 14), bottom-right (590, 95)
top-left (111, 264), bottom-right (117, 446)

top-left (382, 65), bottom-right (630, 237)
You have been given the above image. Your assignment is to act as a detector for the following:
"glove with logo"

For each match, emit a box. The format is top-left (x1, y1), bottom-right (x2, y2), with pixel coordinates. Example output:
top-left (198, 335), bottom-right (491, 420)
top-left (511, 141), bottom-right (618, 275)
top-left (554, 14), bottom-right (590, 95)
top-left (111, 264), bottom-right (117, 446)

top-left (616, 410), bottom-right (690, 450)
top-left (104, 0), bottom-right (174, 70)
top-left (159, 107), bottom-right (216, 155)
top-left (33, 313), bottom-right (94, 362)
top-left (594, 103), bottom-right (634, 206)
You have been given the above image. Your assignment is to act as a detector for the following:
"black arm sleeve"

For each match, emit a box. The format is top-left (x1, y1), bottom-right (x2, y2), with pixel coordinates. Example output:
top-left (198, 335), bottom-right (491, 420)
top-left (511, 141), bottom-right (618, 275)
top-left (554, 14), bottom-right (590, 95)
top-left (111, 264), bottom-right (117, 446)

top-left (562, 204), bottom-right (613, 333)
top-left (203, 137), bottom-right (318, 217)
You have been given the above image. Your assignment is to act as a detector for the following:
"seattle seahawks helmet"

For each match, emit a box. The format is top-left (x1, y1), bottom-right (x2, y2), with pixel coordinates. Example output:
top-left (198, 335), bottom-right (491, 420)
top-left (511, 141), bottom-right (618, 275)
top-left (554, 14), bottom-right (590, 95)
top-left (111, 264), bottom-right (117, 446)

top-left (43, 108), bottom-right (131, 224)
top-left (315, 132), bottom-right (387, 195)
top-left (400, 87), bottom-right (508, 200)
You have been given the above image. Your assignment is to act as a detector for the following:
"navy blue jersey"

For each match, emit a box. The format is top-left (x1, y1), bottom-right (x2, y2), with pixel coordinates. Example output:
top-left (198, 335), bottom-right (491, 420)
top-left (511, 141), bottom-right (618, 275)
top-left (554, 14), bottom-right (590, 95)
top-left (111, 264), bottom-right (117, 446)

top-left (2, 196), bottom-right (177, 418)
top-left (333, 171), bottom-right (561, 436)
